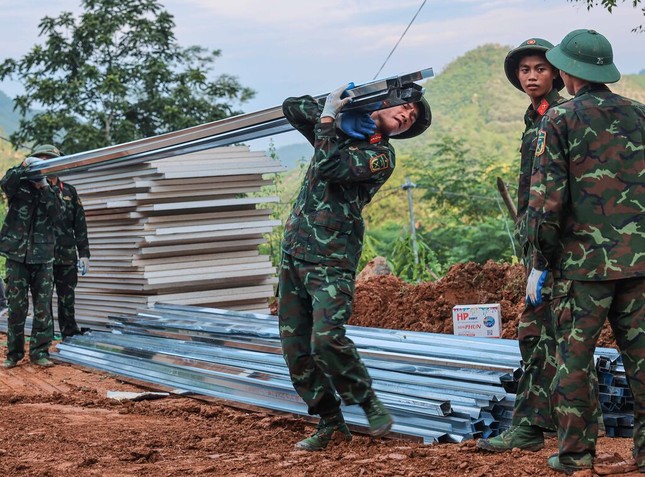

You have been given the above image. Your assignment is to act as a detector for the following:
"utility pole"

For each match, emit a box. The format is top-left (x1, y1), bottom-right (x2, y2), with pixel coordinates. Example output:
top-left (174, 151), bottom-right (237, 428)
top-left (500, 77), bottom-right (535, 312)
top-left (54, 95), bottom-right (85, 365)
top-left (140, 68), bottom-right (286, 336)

top-left (401, 177), bottom-right (419, 265)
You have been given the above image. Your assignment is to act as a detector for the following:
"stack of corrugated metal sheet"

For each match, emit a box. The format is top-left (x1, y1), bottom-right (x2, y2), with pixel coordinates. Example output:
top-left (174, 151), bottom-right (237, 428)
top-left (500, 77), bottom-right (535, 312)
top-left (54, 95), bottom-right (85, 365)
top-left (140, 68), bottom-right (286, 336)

top-left (49, 304), bottom-right (505, 442)
top-left (52, 304), bottom-right (634, 442)
top-left (56, 146), bottom-right (284, 328)
top-left (596, 349), bottom-right (633, 437)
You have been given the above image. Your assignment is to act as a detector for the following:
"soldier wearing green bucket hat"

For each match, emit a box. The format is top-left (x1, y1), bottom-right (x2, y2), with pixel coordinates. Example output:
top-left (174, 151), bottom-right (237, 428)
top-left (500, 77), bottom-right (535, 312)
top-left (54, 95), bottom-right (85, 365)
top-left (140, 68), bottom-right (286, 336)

top-left (478, 37), bottom-right (567, 454)
top-left (525, 29), bottom-right (645, 474)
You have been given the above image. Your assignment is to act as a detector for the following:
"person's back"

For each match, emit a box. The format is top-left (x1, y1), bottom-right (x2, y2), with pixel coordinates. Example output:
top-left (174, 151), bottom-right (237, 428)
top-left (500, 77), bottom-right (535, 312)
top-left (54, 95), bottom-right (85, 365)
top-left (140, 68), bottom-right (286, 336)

top-left (531, 84), bottom-right (645, 280)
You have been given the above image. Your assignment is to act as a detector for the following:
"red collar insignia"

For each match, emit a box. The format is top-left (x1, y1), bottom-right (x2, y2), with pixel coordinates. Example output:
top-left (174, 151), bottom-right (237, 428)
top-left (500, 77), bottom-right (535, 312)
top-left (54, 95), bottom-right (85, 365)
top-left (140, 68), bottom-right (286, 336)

top-left (369, 133), bottom-right (382, 144)
top-left (537, 99), bottom-right (550, 116)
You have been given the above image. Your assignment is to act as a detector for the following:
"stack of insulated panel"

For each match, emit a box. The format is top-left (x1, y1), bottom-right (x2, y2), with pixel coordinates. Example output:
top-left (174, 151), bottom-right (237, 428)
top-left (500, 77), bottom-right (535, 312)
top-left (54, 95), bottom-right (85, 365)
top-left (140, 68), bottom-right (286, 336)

top-left (56, 146), bottom-right (284, 328)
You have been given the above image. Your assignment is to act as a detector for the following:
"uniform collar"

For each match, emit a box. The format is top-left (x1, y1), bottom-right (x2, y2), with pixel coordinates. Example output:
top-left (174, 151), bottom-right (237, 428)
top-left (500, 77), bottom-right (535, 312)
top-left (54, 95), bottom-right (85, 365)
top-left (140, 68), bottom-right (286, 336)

top-left (575, 83), bottom-right (610, 98)
top-left (525, 89), bottom-right (564, 122)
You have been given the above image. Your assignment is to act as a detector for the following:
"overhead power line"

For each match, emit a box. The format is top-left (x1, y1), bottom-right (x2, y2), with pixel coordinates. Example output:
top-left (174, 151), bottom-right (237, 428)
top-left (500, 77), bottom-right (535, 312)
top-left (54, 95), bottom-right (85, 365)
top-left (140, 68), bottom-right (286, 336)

top-left (373, 0), bottom-right (427, 80)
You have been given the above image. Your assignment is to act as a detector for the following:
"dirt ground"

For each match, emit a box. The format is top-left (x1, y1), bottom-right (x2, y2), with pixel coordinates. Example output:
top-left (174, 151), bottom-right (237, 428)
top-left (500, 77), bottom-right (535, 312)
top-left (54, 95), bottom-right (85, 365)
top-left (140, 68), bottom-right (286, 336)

top-left (0, 261), bottom-right (633, 477)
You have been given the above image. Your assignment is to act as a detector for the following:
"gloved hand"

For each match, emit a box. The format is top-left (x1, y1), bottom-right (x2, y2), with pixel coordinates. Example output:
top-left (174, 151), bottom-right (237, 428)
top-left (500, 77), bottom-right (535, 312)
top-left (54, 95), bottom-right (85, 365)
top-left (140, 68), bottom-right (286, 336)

top-left (23, 156), bottom-right (45, 167)
top-left (337, 111), bottom-right (376, 139)
top-left (321, 82), bottom-right (354, 120)
top-left (78, 257), bottom-right (90, 276)
top-left (31, 177), bottom-right (48, 189)
top-left (526, 268), bottom-right (548, 306)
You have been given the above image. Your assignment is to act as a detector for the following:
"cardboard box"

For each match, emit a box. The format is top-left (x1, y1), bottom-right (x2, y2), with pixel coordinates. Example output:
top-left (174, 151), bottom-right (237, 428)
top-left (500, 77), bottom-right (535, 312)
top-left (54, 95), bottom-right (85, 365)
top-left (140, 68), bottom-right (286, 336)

top-left (452, 303), bottom-right (501, 338)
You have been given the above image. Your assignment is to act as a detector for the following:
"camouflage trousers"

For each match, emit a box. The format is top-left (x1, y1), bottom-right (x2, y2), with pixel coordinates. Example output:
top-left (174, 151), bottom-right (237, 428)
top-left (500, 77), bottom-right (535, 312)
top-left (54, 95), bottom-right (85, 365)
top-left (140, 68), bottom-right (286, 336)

top-left (5, 260), bottom-right (54, 362)
top-left (278, 253), bottom-right (372, 416)
top-left (551, 277), bottom-right (644, 466)
top-left (511, 299), bottom-right (558, 430)
top-left (52, 264), bottom-right (81, 337)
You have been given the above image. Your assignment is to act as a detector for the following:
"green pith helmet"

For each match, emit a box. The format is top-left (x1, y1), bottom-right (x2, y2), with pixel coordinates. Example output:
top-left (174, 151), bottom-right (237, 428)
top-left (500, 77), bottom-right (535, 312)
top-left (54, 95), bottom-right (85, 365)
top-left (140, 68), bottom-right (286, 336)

top-left (504, 38), bottom-right (565, 92)
top-left (31, 144), bottom-right (63, 158)
top-left (393, 96), bottom-right (432, 140)
top-left (546, 29), bottom-right (620, 84)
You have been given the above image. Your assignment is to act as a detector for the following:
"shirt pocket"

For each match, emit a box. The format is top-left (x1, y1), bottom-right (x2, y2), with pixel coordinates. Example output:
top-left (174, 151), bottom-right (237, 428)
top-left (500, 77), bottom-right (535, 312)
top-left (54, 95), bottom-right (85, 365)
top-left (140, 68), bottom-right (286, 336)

top-left (310, 210), bottom-right (353, 260)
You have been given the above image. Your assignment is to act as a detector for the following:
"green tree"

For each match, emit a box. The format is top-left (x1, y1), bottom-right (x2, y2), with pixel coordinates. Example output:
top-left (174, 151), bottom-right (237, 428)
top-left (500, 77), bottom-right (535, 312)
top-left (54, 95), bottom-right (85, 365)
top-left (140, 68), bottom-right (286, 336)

top-left (409, 135), bottom-right (504, 221)
top-left (0, 0), bottom-right (255, 153)
top-left (567, 0), bottom-right (644, 32)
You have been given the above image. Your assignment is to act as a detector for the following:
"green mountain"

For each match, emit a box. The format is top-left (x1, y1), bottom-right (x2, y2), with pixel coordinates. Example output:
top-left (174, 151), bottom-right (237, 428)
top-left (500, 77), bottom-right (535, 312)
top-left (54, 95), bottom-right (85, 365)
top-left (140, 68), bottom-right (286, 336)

top-left (0, 89), bottom-right (23, 137)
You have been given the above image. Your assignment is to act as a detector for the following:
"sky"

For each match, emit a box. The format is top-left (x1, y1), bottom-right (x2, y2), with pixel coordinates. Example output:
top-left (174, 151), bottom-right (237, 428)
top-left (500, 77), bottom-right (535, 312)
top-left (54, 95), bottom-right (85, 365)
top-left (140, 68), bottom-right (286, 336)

top-left (0, 0), bottom-right (643, 149)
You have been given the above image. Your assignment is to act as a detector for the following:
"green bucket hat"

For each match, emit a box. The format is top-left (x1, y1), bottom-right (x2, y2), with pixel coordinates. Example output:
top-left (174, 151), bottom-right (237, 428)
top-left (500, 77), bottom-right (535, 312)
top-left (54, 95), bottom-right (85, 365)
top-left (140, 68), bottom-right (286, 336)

top-left (31, 144), bottom-right (63, 158)
top-left (392, 96), bottom-right (432, 140)
top-left (546, 29), bottom-right (620, 84)
top-left (504, 38), bottom-right (565, 92)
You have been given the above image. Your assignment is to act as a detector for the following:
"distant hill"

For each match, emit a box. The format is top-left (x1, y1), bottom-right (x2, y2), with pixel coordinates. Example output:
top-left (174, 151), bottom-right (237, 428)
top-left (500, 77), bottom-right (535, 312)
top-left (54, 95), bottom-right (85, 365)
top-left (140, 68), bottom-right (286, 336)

top-left (0, 90), bottom-right (23, 137)
top-left (272, 142), bottom-right (313, 170)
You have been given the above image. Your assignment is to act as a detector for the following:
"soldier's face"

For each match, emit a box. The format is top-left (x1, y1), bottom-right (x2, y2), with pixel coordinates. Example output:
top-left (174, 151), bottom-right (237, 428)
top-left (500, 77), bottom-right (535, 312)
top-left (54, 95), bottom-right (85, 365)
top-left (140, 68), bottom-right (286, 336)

top-left (371, 103), bottom-right (420, 137)
top-left (517, 54), bottom-right (557, 100)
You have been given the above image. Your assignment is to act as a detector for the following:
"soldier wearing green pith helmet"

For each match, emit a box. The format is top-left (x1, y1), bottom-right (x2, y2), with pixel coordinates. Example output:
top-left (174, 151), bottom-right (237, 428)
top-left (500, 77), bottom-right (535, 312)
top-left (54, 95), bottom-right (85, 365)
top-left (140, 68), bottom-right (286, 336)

top-left (525, 29), bottom-right (645, 474)
top-left (478, 37), bottom-right (567, 453)
top-left (278, 84), bottom-right (431, 451)
top-left (0, 144), bottom-right (63, 368)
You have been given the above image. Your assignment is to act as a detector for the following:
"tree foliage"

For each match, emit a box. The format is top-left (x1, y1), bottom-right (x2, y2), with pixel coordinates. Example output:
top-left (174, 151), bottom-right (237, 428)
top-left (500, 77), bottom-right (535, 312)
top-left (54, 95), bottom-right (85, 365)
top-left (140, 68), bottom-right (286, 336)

top-left (0, 0), bottom-right (255, 153)
top-left (568, 0), bottom-right (644, 32)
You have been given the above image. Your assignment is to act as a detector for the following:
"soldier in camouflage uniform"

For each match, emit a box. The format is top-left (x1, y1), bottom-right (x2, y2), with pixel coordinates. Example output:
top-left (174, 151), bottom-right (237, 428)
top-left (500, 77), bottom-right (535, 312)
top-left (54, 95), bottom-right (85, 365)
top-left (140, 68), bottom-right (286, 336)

top-left (478, 38), bottom-right (567, 453)
top-left (279, 83), bottom-right (431, 451)
top-left (36, 145), bottom-right (90, 338)
top-left (1, 146), bottom-right (62, 368)
top-left (525, 29), bottom-right (645, 474)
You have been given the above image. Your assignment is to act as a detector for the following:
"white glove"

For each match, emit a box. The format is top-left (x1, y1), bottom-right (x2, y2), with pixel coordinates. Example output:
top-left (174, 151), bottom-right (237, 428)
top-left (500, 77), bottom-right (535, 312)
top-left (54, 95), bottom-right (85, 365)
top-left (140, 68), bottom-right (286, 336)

top-left (321, 83), bottom-right (354, 119)
top-left (23, 156), bottom-right (45, 167)
top-left (32, 177), bottom-right (48, 189)
top-left (526, 268), bottom-right (548, 306)
top-left (78, 257), bottom-right (90, 276)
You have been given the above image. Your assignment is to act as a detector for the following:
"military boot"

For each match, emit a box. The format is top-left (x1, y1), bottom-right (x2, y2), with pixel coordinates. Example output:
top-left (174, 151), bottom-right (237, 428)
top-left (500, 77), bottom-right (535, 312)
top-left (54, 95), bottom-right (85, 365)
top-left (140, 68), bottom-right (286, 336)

top-left (476, 425), bottom-right (544, 452)
top-left (2, 359), bottom-right (17, 369)
top-left (31, 357), bottom-right (55, 367)
top-left (295, 411), bottom-right (352, 451)
top-left (360, 392), bottom-right (393, 437)
top-left (547, 453), bottom-right (593, 474)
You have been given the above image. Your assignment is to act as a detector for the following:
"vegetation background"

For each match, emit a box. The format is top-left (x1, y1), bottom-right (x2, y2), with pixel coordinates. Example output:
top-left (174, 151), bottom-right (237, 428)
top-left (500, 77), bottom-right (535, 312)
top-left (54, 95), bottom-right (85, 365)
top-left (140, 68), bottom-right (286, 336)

top-left (0, 38), bottom-right (643, 282)
top-left (260, 44), bottom-right (645, 280)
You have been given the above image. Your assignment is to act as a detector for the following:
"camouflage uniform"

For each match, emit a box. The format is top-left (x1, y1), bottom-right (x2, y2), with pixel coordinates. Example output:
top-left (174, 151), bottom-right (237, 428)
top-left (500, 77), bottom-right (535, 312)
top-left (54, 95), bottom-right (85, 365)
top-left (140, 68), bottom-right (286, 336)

top-left (0, 164), bottom-right (61, 362)
top-left (278, 95), bottom-right (396, 416)
top-left (49, 178), bottom-right (89, 337)
top-left (512, 88), bottom-right (565, 431)
top-left (527, 83), bottom-right (645, 467)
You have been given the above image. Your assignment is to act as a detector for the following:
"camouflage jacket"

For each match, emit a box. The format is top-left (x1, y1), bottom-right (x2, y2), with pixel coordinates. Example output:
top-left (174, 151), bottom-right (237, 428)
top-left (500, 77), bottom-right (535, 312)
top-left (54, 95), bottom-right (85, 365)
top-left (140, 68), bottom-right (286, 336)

top-left (0, 165), bottom-right (62, 264)
top-left (281, 95), bottom-right (396, 271)
top-left (516, 89), bottom-right (566, 260)
top-left (49, 178), bottom-right (90, 265)
top-left (527, 83), bottom-right (645, 280)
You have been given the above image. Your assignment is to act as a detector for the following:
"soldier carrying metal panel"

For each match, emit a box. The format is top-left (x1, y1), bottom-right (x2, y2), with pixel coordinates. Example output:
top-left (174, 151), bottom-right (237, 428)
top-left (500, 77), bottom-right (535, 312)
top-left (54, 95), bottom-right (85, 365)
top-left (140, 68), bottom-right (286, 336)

top-left (1, 146), bottom-right (63, 368)
top-left (278, 82), bottom-right (431, 451)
